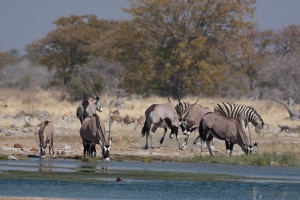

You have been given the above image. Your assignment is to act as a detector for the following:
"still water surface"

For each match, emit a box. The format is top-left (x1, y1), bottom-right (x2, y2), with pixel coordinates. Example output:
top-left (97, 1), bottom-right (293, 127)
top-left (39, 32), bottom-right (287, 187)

top-left (0, 158), bottom-right (299, 199)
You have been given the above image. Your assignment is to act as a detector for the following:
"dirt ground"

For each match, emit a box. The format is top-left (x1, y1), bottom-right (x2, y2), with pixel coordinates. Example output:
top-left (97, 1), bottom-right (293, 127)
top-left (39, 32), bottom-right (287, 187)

top-left (1, 122), bottom-right (300, 160)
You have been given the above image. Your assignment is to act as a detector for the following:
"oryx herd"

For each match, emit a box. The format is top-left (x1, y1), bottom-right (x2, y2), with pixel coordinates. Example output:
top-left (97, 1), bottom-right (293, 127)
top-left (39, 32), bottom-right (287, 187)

top-left (141, 95), bottom-right (264, 157)
top-left (38, 82), bottom-right (264, 161)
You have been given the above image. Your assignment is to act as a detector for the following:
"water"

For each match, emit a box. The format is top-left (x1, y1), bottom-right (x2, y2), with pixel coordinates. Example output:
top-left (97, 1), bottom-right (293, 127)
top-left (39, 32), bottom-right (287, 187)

top-left (0, 158), bottom-right (299, 200)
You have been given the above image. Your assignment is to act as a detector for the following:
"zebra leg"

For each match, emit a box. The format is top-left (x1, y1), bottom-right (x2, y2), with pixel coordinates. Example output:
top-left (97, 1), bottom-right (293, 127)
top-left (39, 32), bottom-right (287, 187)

top-left (160, 128), bottom-right (167, 144)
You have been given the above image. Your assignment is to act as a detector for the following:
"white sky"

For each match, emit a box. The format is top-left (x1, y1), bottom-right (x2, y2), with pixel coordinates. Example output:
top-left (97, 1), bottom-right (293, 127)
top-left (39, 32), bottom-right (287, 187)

top-left (0, 0), bottom-right (299, 53)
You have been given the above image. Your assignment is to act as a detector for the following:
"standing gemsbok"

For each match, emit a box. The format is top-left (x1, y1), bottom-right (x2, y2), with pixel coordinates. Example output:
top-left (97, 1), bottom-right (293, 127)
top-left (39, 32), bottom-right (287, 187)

top-left (76, 80), bottom-right (103, 124)
top-left (175, 102), bottom-right (212, 150)
top-left (197, 112), bottom-right (258, 156)
top-left (141, 103), bottom-right (180, 149)
top-left (80, 113), bottom-right (112, 161)
top-left (38, 120), bottom-right (54, 157)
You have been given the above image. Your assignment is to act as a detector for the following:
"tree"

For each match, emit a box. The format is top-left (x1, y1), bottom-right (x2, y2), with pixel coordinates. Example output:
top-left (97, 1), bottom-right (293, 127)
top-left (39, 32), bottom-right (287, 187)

top-left (249, 25), bottom-right (300, 100)
top-left (26, 15), bottom-right (115, 85)
top-left (100, 0), bottom-right (257, 96)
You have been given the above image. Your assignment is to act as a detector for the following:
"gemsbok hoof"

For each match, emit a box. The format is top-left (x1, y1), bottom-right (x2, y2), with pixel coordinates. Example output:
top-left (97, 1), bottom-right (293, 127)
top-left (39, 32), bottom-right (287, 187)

top-left (180, 144), bottom-right (187, 150)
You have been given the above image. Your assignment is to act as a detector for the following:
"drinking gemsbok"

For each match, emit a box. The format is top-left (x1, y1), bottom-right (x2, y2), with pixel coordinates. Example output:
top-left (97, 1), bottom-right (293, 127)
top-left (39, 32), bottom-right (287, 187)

top-left (80, 114), bottom-right (112, 161)
top-left (38, 120), bottom-right (54, 157)
top-left (197, 112), bottom-right (258, 156)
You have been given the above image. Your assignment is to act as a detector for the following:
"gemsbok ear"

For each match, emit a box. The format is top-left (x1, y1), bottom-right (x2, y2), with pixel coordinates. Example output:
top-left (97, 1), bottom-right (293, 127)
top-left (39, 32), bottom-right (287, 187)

top-left (253, 142), bottom-right (258, 147)
top-left (242, 143), bottom-right (247, 148)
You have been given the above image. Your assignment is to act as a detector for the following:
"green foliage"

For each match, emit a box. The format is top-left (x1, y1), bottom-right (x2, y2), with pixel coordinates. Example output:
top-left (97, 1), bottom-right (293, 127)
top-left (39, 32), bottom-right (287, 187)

top-left (180, 153), bottom-right (300, 167)
top-left (101, 0), bottom-right (256, 96)
top-left (0, 155), bottom-right (8, 160)
top-left (26, 15), bottom-right (115, 86)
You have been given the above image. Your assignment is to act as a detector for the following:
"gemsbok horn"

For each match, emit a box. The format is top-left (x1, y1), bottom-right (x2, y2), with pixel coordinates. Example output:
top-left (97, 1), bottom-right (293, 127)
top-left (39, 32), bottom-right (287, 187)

top-left (76, 80), bottom-right (102, 124)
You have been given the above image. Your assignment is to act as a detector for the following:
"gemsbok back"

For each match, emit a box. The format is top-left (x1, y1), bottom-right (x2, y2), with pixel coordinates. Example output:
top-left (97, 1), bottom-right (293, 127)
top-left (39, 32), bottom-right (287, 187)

top-left (80, 113), bottom-right (112, 161)
top-left (141, 103), bottom-right (180, 149)
top-left (76, 80), bottom-right (102, 124)
top-left (197, 112), bottom-right (258, 156)
top-left (38, 120), bottom-right (54, 158)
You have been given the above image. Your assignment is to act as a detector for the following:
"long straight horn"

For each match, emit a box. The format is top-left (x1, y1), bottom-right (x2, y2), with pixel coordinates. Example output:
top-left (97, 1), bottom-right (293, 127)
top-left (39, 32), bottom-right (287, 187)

top-left (175, 87), bottom-right (182, 118)
top-left (182, 98), bottom-right (200, 119)
top-left (86, 80), bottom-right (100, 100)
top-left (82, 80), bottom-right (97, 100)
top-left (107, 87), bottom-right (111, 142)
top-left (166, 93), bottom-right (171, 103)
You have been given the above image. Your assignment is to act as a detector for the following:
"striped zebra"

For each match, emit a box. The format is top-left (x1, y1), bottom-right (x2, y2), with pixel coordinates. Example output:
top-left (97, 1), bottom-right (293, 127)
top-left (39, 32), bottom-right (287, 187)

top-left (175, 102), bottom-right (212, 150)
top-left (214, 102), bottom-right (264, 133)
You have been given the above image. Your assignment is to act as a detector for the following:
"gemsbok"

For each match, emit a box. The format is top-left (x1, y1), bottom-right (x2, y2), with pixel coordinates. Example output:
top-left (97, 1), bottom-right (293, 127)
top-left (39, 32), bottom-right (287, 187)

top-left (80, 113), bottom-right (112, 161)
top-left (76, 80), bottom-right (103, 124)
top-left (38, 120), bottom-right (54, 157)
top-left (175, 102), bottom-right (212, 150)
top-left (141, 103), bottom-right (180, 149)
top-left (197, 112), bottom-right (258, 156)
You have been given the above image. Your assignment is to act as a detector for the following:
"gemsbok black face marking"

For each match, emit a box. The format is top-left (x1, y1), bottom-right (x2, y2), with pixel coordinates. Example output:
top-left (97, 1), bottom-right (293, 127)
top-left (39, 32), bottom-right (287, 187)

top-left (141, 103), bottom-right (180, 149)
top-left (38, 120), bottom-right (54, 158)
top-left (76, 80), bottom-right (102, 124)
top-left (80, 114), bottom-right (112, 161)
top-left (197, 112), bottom-right (258, 156)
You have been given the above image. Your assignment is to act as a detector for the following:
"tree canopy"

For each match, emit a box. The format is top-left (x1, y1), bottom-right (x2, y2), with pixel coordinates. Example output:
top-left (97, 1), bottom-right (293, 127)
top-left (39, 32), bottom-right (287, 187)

top-left (22, 1), bottom-right (300, 101)
top-left (26, 15), bottom-right (116, 85)
top-left (99, 0), bottom-right (257, 96)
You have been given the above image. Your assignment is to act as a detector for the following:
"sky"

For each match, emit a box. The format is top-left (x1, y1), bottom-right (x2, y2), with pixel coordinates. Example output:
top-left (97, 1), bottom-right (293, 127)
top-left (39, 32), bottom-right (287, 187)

top-left (0, 0), bottom-right (300, 53)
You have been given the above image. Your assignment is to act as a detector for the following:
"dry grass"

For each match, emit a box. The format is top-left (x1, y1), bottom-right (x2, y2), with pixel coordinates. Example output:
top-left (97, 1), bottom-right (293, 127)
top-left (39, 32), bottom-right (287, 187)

top-left (0, 88), bottom-right (300, 157)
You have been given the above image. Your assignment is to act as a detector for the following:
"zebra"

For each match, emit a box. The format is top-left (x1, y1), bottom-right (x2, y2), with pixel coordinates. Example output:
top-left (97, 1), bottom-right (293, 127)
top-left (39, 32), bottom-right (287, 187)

top-left (214, 102), bottom-right (264, 155)
top-left (214, 102), bottom-right (264, 133)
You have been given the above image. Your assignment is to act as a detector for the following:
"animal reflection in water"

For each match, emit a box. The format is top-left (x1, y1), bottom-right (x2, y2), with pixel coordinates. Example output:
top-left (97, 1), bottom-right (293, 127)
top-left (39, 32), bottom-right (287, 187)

top-left (80, 114), bottom-right (112, 161)
top-left (39, 162), bottom-right (53, 172)
top-left (38, 120), bottom-right (54, 158)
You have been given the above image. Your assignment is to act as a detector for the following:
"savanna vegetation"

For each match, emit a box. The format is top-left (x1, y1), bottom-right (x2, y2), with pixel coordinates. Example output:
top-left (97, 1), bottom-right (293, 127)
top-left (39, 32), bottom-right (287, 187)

top-left (0, 0), bottom-right (300, 166)
top-left (0, 88), bottom-right (299, 166)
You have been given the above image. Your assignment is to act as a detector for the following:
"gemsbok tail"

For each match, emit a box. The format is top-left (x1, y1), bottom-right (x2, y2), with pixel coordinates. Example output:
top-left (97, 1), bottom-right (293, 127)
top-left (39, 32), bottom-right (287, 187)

top-left (141, 105), bottom-right (155, 136)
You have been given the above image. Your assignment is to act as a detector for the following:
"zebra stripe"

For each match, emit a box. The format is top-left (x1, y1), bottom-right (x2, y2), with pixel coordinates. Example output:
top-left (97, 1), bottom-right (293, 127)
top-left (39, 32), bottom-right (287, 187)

top-left (175, 102), bottom-right (192, 117)
top-left (214, 102), bottom-right (264, 131)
